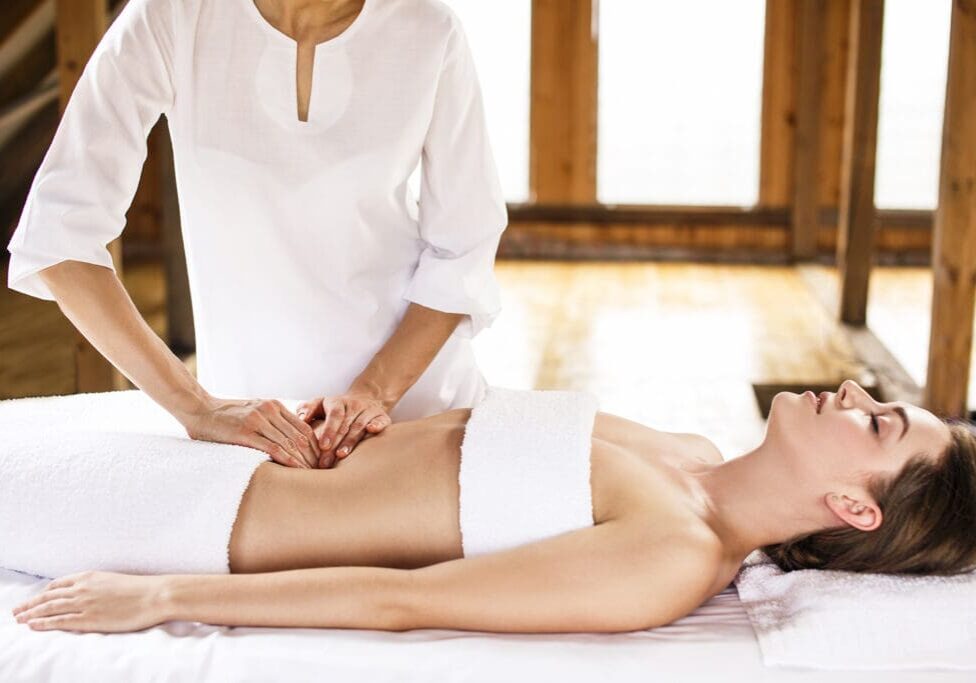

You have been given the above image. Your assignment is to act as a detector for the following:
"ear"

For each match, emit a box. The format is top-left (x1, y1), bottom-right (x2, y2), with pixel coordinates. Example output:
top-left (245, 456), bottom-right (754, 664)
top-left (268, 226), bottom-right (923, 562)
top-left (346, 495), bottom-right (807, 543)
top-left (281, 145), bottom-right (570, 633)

top-left (824, 492), bottom-right (882, 531)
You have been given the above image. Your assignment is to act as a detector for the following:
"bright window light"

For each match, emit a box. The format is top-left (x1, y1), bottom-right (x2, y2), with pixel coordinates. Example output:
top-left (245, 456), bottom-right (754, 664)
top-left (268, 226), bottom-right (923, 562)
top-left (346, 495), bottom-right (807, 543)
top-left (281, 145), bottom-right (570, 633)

top-left (441, 0), bottom-right (531, 203)
top-left (597, 0), bottom-right (766, 206)
top-left (875, 0), bottom-right (951, 210)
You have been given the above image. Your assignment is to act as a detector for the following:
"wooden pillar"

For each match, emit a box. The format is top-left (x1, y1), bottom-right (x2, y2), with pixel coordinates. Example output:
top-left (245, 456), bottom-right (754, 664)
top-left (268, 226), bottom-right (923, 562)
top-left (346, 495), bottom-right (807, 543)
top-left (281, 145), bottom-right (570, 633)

top-left (759, 0), bottom-right (797, 208)
top-left (836, 0), bottom-right (884, 325)
top-left (791, 0), bottom-right (826, 259)
top-left (55, 0), bottom-right (126, 392)
top-left (529, 0), bottom-right (598, 203)
top-left (924, 0), bottom-right (976, 418)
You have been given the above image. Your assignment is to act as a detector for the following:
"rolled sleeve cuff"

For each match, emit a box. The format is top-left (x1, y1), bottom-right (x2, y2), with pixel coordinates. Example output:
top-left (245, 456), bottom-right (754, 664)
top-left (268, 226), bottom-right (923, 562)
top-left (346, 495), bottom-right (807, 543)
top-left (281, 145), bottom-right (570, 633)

top-left (6, 244), bottom-right (117, 301)
top-left (401, 245), bottom-right (502, 339)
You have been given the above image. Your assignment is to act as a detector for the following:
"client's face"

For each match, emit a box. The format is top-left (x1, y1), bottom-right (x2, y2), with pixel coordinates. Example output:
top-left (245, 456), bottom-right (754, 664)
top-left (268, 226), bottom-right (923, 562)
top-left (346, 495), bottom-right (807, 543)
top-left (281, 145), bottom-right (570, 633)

top-left (765, 379), bottom-right (951, 490)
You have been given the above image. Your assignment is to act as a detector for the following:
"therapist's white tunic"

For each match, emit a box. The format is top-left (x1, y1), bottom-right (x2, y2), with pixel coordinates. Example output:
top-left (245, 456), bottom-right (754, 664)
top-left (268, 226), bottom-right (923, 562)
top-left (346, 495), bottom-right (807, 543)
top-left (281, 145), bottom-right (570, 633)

top-left (6, 0), bottom-right (508, 420)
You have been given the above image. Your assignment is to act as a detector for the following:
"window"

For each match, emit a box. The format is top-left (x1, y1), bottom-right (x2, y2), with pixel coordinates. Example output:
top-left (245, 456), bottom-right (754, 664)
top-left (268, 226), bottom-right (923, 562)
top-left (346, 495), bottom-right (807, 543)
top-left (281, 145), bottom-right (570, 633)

top-left (874, 0), bottom-right (951, 210)
top-left (442, 0), bottom-right (531, 203)
top-left (597, 0), bottom-right (766, 206)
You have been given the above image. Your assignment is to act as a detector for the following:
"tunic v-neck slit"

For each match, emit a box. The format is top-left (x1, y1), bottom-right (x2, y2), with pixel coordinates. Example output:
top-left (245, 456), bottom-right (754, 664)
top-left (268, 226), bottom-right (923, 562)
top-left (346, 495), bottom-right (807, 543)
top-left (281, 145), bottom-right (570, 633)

top-left (245, 0), bottom-right (371, 123)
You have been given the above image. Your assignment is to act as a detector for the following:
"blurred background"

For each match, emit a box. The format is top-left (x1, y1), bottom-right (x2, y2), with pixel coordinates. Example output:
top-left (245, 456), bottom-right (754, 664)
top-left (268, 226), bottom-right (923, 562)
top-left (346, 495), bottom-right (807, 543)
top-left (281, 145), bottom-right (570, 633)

top-left (1, 0), bottom-right (973, 457)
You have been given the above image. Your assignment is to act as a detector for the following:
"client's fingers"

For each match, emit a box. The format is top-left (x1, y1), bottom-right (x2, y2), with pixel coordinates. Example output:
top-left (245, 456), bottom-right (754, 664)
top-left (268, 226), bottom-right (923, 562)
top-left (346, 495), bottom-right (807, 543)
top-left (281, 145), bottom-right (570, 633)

top-left (12, 587), bottom-right (73, 615)
top-left (16, 598), bottom-right (80, 623)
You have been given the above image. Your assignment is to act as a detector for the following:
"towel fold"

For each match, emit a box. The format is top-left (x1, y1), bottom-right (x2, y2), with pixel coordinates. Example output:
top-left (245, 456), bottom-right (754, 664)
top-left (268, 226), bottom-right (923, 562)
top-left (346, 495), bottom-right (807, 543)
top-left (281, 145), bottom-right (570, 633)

top-left (0, 390), bottom-right (270, 578)
top-left (458, 385), bottom-right (599, 557)
top-left (733, 550), bottom-right (976, 670)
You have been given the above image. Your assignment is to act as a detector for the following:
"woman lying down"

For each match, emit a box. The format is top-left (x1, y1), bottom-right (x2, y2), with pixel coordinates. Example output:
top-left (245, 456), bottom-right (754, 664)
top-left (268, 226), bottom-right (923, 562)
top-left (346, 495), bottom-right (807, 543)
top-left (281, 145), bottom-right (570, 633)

top-left (7, 380), bottom-right (976, 634)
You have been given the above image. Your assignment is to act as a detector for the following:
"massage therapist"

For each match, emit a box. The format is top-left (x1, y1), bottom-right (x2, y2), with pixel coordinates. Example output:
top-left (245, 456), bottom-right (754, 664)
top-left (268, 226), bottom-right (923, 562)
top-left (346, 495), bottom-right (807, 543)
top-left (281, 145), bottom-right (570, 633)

top-left (6, 0), bottom-right (507, 469)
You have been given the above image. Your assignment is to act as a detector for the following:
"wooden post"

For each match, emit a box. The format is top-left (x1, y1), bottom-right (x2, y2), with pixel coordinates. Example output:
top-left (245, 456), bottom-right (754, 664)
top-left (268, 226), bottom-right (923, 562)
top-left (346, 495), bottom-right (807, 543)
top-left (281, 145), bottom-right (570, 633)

top-left (924, 0), bottom-right (976, 418)
top-left (836, 0), bottom-right (884, 325)
top-left (529, 0), bottom-right (598, 203)
top-left (54, 0), bottom-right (125, 392)
top-left (759, 0), bottom-right (797, 208)
top-left (791, 0), bottom-right (826, 259)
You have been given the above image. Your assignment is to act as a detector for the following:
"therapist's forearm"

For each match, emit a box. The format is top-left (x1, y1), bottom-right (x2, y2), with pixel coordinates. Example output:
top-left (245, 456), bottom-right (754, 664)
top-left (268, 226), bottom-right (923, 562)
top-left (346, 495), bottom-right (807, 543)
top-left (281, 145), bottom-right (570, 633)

top-left (346, 303), bottom-right (464, 409)
top-left (37, 260), bottom-right (212, 421)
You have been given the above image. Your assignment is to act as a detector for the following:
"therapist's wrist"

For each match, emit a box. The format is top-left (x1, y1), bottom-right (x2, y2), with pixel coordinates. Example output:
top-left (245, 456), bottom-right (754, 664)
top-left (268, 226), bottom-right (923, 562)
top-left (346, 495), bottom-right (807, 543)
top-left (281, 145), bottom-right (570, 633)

top-left (345, 377), bottom-right (400, 413)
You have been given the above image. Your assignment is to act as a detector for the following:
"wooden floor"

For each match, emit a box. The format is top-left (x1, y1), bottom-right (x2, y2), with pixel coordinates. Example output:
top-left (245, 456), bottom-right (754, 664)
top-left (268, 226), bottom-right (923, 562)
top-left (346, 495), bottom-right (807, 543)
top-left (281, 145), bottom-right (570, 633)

top-left (2, 258), bottom-right (973, 459)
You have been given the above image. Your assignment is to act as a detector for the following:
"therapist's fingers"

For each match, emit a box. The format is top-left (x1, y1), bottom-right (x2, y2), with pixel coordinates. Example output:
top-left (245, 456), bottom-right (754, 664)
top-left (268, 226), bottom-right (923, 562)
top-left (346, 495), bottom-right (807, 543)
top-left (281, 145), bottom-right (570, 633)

top-left (334, 409), bottom-right (372, 459)
top-left (251, 403), bottom-right (309, 468)
top-left (297, 397), bottom-right (325, 424)
top-left (247, 426), bottom-right (308, 469)
top-left (318, 402), bottom-right (346, 452)
top-left (365, 413), bottom-right (392, 433)
top-left (269, 401), bottom-right (320, 465)
top-left (265, 409), bottom-right (318, 468)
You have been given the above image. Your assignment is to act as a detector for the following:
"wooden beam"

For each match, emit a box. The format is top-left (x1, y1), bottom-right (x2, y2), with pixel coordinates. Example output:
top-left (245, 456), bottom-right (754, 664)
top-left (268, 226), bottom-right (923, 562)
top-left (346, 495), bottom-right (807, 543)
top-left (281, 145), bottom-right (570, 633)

top-left (759, 0), bottom-right (797, 207)
top-left (54, 0), bottom-right (125, 392)
top-left (529, 0), bottom-right (598, 203)
top-left (836, 0), bottom-right (884, 325)
top-left (818, 0), bottom-right (851, 209)
top-left (924, 0), bottom-right (976, 418)
top-left (791, 0), bottom-right (827, 259)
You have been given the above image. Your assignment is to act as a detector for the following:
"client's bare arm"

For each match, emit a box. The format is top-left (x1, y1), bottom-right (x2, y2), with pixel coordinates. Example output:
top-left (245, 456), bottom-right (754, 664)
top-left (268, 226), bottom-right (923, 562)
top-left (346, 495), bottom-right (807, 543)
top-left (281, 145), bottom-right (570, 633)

top-left (12, 520), bottom-right (720, 634)
top-left (36, 260), bottom-right (319, 467)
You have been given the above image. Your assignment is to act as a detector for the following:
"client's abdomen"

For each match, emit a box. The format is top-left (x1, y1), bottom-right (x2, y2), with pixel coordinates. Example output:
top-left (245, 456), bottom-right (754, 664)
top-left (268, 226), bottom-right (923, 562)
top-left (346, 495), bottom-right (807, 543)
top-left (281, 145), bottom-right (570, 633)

top-left (228, 410), bottom-right (471, 573)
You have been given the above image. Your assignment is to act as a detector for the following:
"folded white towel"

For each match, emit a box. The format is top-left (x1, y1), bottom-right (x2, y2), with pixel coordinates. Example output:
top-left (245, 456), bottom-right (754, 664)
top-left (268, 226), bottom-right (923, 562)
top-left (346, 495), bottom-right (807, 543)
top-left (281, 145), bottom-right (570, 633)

top-left (734, 550), bottom-right (976, 670)
top-left (0, 390), bottom-right (270, 578)
top-left (458, 385), bottom-right (599, 557)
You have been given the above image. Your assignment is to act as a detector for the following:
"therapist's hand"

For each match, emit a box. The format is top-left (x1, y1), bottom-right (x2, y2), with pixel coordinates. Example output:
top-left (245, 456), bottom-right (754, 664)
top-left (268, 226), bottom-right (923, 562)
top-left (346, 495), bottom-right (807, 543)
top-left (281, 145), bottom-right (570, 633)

top-left (297, 394), bottom-right (392, 468)
top-left (181, 397), bottom-right (320, 469)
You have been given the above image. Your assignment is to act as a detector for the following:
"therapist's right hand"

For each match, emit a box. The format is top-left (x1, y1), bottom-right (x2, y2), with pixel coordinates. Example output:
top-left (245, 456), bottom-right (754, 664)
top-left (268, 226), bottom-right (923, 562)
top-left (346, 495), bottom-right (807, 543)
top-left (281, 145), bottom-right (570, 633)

top-left (181, 397), bottom-right (320, 469)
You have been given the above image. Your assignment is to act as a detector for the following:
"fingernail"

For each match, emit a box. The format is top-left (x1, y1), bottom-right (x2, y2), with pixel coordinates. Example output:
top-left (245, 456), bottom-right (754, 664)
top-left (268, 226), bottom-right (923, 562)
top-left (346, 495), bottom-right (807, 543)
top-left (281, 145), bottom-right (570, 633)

top-left (322, 438), bottom-right (331, 449)
top-left (338, 446), bottom-right (349, 456)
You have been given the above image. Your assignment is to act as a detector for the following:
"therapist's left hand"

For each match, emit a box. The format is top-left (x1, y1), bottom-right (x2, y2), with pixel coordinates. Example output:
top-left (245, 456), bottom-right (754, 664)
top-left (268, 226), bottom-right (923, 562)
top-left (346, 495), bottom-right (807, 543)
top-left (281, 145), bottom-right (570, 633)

top-left (297, 393), bottom-right (393, 468)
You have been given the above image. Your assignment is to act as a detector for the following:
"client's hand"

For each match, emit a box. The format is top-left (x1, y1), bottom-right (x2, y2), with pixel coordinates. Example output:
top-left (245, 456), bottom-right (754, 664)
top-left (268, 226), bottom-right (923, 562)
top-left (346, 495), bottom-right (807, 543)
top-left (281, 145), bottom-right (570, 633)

top-left (181, 397), bottom-right (320, 469)
top-left (12, 571), bottom-right (165, 634)
top-left (297, 393), bottom-right (392, 468)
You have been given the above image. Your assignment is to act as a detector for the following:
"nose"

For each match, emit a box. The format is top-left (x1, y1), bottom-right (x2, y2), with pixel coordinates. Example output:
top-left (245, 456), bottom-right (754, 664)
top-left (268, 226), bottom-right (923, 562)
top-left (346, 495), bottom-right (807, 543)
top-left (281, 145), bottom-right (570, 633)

top-left (837, 379), bottom-right (878, 407)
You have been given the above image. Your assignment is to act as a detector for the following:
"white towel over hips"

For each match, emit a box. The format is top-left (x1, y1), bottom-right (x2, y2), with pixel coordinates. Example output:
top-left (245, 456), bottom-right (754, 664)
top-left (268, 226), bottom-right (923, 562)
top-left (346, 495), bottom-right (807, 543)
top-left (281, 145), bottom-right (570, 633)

top-left (0, 390), bottom-right (269, 579)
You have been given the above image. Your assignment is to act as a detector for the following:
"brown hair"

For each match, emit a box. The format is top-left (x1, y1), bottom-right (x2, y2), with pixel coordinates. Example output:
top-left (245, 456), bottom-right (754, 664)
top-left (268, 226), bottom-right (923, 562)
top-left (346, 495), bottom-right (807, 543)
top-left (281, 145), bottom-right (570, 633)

top-left (761, 418), bottom-right (976, 576)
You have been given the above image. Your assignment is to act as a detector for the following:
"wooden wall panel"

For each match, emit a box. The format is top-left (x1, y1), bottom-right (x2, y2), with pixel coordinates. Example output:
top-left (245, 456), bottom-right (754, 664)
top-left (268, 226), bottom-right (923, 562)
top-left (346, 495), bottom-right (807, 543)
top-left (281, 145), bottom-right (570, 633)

top-left (53, 0), bottom-right (126, 391)
top-left (759, 0), bottom-right (797, 207)
top-left (791, 0), bottom-right (826, 259)
top-left (529, 0), bottom-right (598, 203)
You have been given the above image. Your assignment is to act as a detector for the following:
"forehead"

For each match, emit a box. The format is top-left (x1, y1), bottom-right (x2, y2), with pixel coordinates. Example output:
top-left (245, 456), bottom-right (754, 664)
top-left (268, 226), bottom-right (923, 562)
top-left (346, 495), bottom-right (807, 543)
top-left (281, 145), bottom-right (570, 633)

top-left (899, 402), bottom-right (951, 454)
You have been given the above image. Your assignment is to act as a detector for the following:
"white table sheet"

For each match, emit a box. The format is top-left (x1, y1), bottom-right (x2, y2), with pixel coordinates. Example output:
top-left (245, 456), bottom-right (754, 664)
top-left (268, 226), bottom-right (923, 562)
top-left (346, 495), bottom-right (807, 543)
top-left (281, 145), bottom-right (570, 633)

top-left (1, 570), bottom-right (969, 683)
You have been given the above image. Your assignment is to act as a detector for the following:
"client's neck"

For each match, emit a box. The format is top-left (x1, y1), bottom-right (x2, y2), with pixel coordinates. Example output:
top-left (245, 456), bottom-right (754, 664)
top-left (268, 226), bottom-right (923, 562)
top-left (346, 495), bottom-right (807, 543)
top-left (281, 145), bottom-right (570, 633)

top-left (688, 444), bottom-right (842, 560)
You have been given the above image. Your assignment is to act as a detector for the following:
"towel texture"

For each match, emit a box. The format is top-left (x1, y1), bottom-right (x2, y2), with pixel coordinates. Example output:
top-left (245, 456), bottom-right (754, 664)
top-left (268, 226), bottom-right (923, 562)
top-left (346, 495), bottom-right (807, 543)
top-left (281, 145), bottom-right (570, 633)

top-left (0, 390), bottom-right (270, 578)
top-left (458, 386), bottom-right (599, 557)
top-left (734, 550), bottom-right (976, 670)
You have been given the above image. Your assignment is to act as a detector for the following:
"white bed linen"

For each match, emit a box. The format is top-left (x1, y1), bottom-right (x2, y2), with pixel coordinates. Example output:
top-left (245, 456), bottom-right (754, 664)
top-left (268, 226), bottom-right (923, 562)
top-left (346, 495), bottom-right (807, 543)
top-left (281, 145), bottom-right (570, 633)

top-left (0, 571), bottom-right (969, 683)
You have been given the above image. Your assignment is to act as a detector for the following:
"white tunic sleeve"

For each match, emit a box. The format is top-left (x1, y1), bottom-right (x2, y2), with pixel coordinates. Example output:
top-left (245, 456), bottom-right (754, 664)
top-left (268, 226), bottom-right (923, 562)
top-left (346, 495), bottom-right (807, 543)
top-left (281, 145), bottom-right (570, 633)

top-left (401, 11), bottom-right (508, 339)
top-left (6, 0), bottom-right (177, 300)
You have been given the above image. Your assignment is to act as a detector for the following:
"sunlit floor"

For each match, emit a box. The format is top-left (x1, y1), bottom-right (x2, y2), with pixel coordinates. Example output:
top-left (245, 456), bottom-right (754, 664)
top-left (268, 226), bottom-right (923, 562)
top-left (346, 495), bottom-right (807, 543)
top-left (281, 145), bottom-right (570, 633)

top-left (2, 259), bottom-right (973, 459)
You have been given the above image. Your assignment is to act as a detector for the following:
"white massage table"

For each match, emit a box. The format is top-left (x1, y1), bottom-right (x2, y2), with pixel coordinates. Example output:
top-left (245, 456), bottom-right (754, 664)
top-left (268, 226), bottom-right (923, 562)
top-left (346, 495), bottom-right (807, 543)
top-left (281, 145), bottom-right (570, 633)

top-left (0, 569), bottom-right (967, 683)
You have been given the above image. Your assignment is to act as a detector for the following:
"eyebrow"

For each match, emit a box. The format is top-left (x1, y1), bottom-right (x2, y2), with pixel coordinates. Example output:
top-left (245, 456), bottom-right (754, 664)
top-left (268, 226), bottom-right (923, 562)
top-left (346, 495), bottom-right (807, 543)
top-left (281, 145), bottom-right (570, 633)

top-left (891, 406), bottom-right (910, 441)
